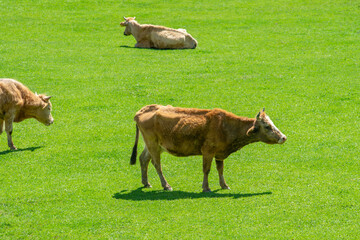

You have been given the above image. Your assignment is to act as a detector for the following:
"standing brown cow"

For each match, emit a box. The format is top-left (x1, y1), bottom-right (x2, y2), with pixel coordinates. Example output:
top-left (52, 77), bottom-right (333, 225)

top-left (131, 105), bottom-right (286, 192)
top-left (0, 78), bottom-right (54, 150)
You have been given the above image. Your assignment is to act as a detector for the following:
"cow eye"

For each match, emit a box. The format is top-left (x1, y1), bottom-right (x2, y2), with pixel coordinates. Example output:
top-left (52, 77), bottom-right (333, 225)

top-left (265, 125), bottom-right (271, 130)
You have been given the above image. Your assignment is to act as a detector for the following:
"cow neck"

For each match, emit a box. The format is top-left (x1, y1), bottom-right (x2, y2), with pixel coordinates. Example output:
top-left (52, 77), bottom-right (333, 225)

top-left (129, 21), bottom-right (142, 40)
top-left (232, 117), bottom-right (259, 147)
top-left (20, 95), bottom-right (44, 118)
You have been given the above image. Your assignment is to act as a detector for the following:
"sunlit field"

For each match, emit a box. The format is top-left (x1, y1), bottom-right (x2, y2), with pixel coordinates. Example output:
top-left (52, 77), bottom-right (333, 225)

top-left (1, 0), bottom-right (359, 238)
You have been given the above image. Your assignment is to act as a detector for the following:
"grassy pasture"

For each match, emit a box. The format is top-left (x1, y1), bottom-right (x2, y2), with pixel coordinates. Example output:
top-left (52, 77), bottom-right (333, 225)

top-left (0, 0), bottom-right (359, 239)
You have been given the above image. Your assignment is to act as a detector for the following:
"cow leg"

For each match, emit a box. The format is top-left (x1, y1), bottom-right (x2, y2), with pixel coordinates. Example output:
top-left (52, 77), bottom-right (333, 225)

top-left (0, 119), bottom-right (4, 135)
top-left (216, 160), bottom-right (230, 190)
top-left (4, 116), bottom-right (16, 150)
top-left (139, 146), bottom-right (152, 188)
top-left (202, 154), bottom-right (214, 192)
top-left (135, 41), bottom-right (151, 48)
top-left (147, 146), bottom-right (172, 191)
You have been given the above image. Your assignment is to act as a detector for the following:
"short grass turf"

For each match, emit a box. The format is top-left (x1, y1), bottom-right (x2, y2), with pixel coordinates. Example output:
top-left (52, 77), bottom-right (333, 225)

top-left (0, 0), bottom-right (359, 239)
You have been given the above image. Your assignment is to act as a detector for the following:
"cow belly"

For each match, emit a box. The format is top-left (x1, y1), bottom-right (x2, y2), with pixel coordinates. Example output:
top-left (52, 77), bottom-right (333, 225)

top-left (151, 110), bottom-right (208, 156)
top-left (159, 139), bottom-right (203, 157)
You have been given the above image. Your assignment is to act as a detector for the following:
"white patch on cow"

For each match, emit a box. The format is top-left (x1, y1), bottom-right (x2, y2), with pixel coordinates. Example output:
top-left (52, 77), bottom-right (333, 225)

top-left (265, 116), bottom-right (286, 143)
top-left (265, 116), bottom-right (278, 131)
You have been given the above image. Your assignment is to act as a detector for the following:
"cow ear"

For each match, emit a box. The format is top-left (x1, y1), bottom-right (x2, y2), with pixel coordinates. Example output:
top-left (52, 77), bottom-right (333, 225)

top-left (246, 126), bottom-right (258, 137)
top-left (256, 109), bottom-right (266, 121)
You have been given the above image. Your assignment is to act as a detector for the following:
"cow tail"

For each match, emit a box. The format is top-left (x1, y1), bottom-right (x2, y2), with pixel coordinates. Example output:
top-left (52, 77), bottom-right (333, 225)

top-left (130, 125), bottom-right (139, 165)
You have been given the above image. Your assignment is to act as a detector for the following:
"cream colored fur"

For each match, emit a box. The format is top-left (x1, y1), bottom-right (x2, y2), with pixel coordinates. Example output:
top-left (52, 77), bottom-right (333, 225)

top-left (120, 17), bottom-right (198, 49)
top-left (0, 78), bottom-right (53, 150)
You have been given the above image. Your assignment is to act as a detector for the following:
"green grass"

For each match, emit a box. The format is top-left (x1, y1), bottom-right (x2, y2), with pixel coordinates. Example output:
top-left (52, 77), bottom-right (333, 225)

top-left (0, 0), bottom-right (359, 239)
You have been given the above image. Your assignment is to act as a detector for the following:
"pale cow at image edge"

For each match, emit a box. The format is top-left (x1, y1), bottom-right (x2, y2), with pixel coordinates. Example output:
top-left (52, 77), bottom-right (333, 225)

top-left (0, 78), bottom-right (54, 150)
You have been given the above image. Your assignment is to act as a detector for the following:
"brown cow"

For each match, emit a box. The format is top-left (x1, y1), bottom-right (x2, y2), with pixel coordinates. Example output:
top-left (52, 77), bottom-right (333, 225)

top-left (0, 78), bottom-right (54, 150)
top-left (120, 17), bottom-right (198, 49)
top-left (131, 104), bottom-right (286, 192)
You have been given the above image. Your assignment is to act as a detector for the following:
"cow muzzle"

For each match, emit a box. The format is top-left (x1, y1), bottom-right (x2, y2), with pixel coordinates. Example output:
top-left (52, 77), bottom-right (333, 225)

top-left (278, 135), bottom-right (287, 144)
top-left (46, 118), bottom-right (54, 126)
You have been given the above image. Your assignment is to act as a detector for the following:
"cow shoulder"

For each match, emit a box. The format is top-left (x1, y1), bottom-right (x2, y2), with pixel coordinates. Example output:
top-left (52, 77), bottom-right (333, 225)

top-left (140, 24), bottom-right (156, 38)
top-left (206, 109), bottom-right (243, 143)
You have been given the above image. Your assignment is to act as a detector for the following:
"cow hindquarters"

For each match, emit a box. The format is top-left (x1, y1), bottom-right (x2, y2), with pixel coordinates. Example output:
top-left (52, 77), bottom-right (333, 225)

top-left (185, 35), bottom-right (198, 49)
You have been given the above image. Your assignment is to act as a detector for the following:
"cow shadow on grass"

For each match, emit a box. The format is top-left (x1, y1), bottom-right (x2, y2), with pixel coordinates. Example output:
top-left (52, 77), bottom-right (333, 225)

top-left (113, 187), bottom-right (272, 201)
top-left (119, 45), bottom-right (133, 48)
top-left (118, 45), bottom-right (189, 51)
top-left (0, 146), bottom-right (43, 155)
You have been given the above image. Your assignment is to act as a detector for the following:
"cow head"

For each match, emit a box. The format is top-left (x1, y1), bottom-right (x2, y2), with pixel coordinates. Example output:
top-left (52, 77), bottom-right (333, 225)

top-left (246, 108), bottom-right (287, 144)
top-left (35, 94), bottom-right (54, 126)
top-left (120, 16), bottom-right (136, 36)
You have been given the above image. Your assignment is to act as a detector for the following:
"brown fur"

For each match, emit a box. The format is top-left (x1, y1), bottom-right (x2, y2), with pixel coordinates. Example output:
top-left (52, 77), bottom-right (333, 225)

top-left (131, 104), bottom-right (287, 192)
top-left (120, 17), bottom-right (198, 49)
top-left (0, 78), bottom-right (54, 150)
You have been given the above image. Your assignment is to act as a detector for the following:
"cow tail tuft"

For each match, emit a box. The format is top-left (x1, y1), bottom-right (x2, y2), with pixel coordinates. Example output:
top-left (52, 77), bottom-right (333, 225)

top-left (130, 125), bottom-right (139, 165)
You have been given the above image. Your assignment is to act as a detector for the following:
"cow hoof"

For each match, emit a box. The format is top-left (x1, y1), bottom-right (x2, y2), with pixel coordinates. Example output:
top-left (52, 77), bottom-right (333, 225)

top-left (10, 146), bottom-right (17, 151)
top-left (202, 189), bottom-right (212, 193)
top-left (164, 186), bottom-right (173, 191)
top-left (143, 184), bottom-right (152, 188)
top-left (221, 185), bottom-right (230, 190)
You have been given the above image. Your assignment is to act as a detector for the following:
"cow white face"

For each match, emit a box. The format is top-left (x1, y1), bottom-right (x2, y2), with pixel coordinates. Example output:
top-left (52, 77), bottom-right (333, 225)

top-left (120, 17), bottom-right (136, 36)
top-left (247, 109), bottom-right (287, 144)
top-left (36, 95), bottom-right (54, 126)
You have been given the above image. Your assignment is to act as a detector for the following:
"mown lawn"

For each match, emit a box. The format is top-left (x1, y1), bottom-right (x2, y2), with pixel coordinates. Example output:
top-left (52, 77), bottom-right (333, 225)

top-left (0, 0), bottom-right (359, 239)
